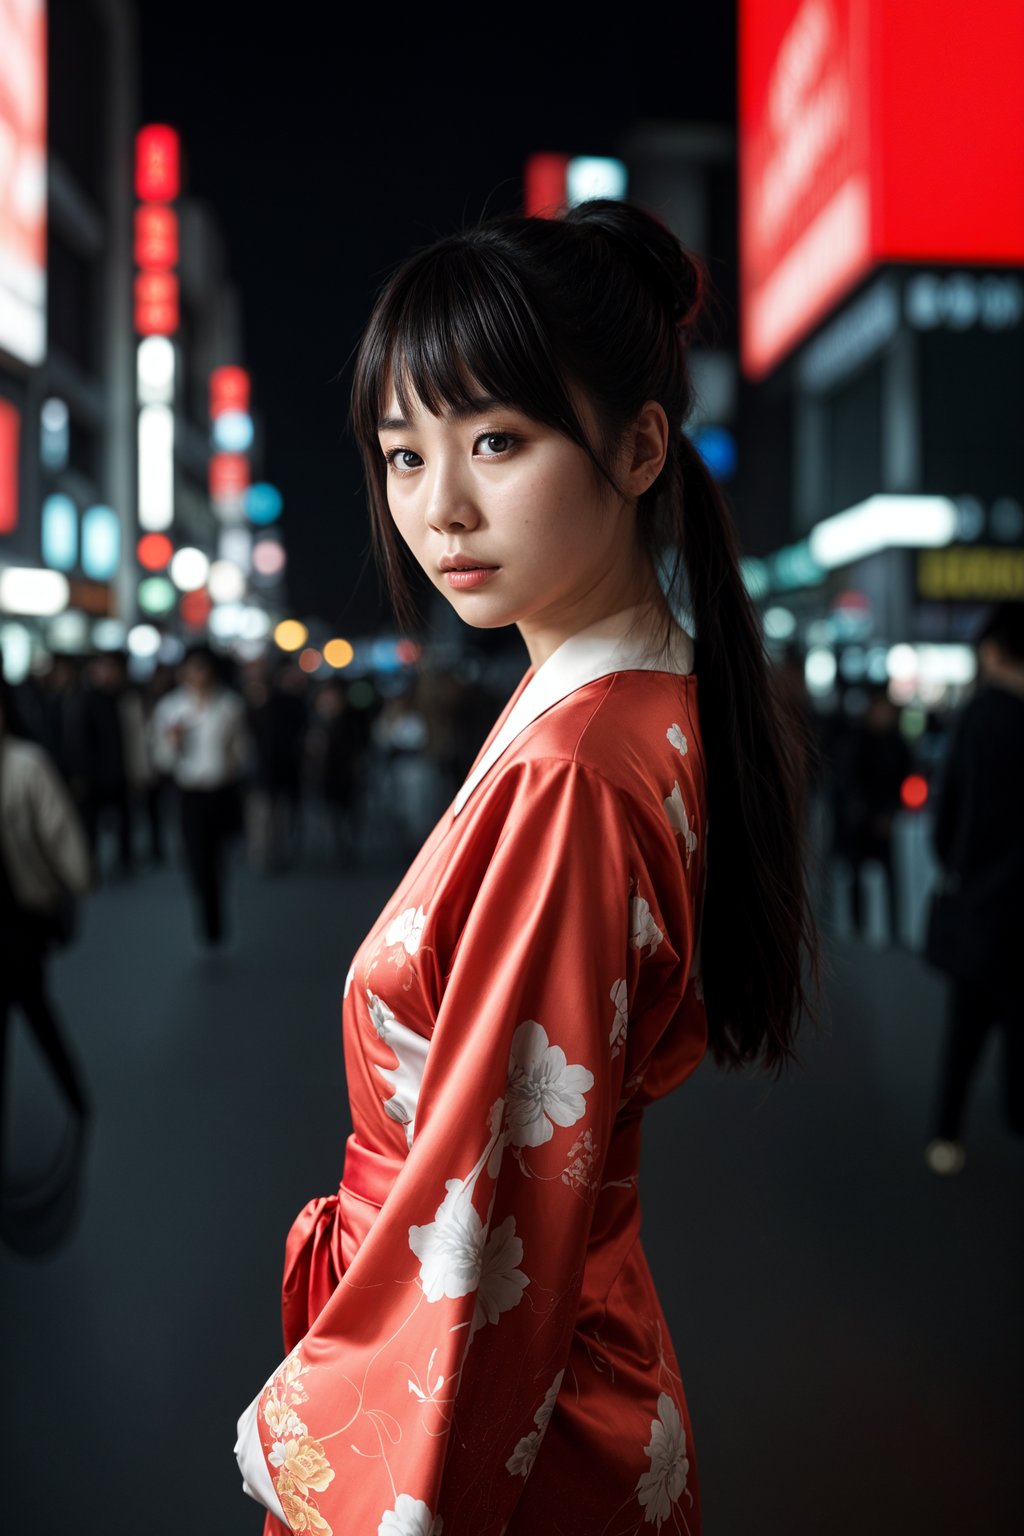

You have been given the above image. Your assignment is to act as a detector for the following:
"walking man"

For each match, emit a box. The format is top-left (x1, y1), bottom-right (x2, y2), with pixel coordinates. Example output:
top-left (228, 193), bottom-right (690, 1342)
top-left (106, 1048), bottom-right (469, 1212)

top-left (152, 647), bottom-right (249, 948)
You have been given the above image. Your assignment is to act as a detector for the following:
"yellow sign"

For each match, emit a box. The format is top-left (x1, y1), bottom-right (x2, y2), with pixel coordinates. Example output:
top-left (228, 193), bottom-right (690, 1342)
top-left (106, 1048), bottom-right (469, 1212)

top-left (917, 547), bottom-right (1024, 600)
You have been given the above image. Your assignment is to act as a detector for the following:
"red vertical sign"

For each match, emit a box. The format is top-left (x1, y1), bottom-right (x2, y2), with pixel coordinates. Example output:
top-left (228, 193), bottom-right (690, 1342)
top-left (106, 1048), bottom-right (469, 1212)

top-left (0, 396), bottom-right (20, 534)
top-left (740, 0), bottom-right (872, 379)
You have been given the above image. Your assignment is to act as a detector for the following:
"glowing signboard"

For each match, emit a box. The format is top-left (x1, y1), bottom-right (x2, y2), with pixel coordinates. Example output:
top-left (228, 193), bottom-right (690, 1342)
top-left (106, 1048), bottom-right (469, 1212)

top-left (0, 394), bottom-right (19, 533)
top-left (0, 0), bottom-right (47, 366)
top-left (917, 547), bottom-right (1024, 602)
top-left (135, 125), bottom-right (180, 203)
top-left (210, 367), bottom-right (250, 417)
top-left (740, 0), bottom-right (1024, 377)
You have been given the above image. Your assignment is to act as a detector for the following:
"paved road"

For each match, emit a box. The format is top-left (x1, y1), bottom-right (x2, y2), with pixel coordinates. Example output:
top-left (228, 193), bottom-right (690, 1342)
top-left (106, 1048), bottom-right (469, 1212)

top-left (2, 831), bottom-right (1021, 1534)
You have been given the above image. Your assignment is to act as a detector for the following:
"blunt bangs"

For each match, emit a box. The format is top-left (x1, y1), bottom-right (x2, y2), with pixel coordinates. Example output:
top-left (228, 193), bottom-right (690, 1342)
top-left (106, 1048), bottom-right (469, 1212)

top-left (351, 237), bottom-right (595, 459)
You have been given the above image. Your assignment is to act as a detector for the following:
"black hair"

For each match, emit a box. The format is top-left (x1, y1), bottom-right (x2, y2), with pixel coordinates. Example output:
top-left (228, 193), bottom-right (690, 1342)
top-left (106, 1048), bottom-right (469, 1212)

top-left (350, 199), bottom-right (825, 1075)
top-left (183, 643), bottom-right (218, 670)
top-left (975, 601), bottom-right (1024, 662)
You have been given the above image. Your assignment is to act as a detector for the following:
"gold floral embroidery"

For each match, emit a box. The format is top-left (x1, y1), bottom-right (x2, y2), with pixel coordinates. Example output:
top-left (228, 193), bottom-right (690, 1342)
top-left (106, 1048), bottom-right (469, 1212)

top-left (276, 1480), bottom-right (333, 1529)
top-left (276, 1436), bottom-right (335, 1495)
top-left (262, 1347), bottom-right (336, 1535)
top-left (277, 1479), bottom-right (333, 1533)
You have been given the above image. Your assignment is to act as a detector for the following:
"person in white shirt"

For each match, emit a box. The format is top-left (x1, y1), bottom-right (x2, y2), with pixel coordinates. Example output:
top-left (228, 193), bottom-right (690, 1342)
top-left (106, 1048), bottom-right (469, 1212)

top-left (151, 646), bottom-right (249, 947)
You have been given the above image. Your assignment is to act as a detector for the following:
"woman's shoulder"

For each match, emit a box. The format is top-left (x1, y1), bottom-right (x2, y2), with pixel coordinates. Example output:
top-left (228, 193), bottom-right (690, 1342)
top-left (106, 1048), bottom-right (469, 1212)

top-left (515, 668), bottom-right (703, 803)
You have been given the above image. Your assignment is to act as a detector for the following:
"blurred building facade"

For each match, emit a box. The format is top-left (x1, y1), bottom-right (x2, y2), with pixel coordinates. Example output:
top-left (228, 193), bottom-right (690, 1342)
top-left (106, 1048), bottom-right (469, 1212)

top-left (0, 0), bottom-right (282, 684)
top-left (1, 0), bottom-right (137, 674)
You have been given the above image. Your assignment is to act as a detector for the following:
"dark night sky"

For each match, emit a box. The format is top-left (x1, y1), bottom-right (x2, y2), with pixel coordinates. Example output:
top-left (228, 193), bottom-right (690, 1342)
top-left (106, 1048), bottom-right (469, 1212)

top-left (139, 6), bottom-right (737, 636)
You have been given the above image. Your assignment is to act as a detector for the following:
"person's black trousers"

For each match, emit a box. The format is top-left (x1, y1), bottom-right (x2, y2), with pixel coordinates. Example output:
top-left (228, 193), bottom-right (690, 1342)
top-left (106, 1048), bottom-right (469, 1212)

top-left (934, 971), bottom-right (1024, 1140)
top-left (848, 833), bottom-right (900, 942)
top-left (83, 784), bottom-right (134, 873)
top-left (179, 786), bottom-right (233, 944)
top-left (0, 939), bottom-right (88, 1124)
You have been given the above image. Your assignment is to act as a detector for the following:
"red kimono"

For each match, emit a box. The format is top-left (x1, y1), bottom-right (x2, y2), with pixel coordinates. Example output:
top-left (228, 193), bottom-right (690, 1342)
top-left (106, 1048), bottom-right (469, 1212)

top-left (237, 606), bottom-right (709, 1536)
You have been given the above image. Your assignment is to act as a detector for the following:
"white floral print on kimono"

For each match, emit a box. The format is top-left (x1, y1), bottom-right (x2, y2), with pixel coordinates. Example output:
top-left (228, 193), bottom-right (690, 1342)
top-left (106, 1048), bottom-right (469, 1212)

top-left (506, 1368), bottom-right (566, 1479)
top-left (378, 1493), bottom-right (443, 1535)
top-left (630, 894), bottom-right (664, 956)
top-left (385, 904), bottom-right (426, 954)
top-left (504, 1020), bottom-right (595, 1147)
top-left (636, 1392), bottom-right (691, 1528)
top-left (664, 780), bottom-right (699, 868)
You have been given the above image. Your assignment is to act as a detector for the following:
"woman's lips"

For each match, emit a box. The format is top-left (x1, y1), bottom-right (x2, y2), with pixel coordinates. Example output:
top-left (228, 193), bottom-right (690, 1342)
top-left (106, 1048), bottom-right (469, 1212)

top-left (444, 567), bottom-right (499, 590)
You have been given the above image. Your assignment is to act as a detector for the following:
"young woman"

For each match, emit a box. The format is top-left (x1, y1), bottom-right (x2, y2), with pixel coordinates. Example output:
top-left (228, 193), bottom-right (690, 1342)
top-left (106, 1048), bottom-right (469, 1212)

top-left (235, 199), bottom-right (823, 1536)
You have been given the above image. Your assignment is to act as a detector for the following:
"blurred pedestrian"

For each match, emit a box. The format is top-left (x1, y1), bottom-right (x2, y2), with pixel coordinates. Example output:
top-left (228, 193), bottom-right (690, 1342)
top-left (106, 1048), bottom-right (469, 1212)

top-left (151, 645), bottom-right (249, 948)
top-left (370, 687), bottom-right (431, 856)
top-left (832, 685), bottom-right (912, 944)
top-left (140, 663), bottom-right (176, 864)
top-left (924, 602), bottom-right (1024, 1174)
top-left (66, 651), bottom-right (134, 877)
top-left (245, 661), bottom-right (308, 873)
top-left (415, 665), bottom-right (465, 819)
top-left (0, 677), bottom-right (93, 1144)
top-left (17, 652), bottom-right (80, 785)
top-left (119, 663), bottom-right (151, 868)
top-left (307, 678), bottom-right (363, 864)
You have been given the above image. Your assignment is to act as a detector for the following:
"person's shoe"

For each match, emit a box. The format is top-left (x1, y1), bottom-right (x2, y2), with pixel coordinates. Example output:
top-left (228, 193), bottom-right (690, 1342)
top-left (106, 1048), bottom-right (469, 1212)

top-left (925, 1138), bottom-right (966, 1176)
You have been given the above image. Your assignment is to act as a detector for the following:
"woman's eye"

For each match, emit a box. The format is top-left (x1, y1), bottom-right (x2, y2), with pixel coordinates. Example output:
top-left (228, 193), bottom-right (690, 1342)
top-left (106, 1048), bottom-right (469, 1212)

top-left (383, 448), bottom-right (422, 473)
top-left (476, 433), bottom-right (514, 456)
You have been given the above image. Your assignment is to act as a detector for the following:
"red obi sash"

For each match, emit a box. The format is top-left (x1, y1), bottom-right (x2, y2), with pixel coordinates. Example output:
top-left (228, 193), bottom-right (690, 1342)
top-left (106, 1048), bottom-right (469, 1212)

top-left (280, 1133), bottom-right (404, 1353)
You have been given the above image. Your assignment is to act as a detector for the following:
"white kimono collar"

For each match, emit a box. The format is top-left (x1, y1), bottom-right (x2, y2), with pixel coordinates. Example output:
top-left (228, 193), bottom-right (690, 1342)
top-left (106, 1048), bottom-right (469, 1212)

top-left (453, 604), bottom-right (696, 816)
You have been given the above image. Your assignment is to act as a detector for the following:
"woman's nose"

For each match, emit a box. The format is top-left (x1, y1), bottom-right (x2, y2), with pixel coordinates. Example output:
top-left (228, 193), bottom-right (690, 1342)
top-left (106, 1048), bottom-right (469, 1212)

top-left (424, 463), bottom-right (479, 534)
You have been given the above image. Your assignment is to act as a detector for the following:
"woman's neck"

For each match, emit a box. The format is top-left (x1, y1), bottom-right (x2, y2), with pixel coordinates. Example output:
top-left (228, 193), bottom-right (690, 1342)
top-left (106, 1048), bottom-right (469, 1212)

top-left (516, 560), bottom-right (670, 670)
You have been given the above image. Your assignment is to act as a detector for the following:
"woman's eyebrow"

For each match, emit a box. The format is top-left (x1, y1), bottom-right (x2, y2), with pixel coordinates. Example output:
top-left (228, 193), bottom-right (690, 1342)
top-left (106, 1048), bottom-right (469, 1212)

top-left (377, 394), bottom-right (512, 433)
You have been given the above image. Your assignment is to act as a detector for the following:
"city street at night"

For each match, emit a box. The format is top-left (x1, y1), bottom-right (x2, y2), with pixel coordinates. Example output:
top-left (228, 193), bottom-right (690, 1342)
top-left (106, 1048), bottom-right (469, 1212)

top-left (3, 832), bottom-right (1021, 1534)
top-left (2, 2), bottom-right (1023, 1532)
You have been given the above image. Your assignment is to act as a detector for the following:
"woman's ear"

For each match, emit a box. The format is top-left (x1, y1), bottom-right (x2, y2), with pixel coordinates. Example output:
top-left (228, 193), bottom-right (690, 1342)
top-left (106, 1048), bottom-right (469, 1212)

top-left (624, 400), bottom-right (670, 497)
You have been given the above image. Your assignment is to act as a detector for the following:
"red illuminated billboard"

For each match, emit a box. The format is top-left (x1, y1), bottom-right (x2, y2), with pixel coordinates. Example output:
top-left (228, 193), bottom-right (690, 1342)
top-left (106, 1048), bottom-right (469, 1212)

top-left (524, 154), bottom-right (570, 218)
top-left (0, 395), bottom-right (19, 533)
top-left (209, 452), bottom-right (250, 501)
top-left (0, 0), bottom-right (47, 367)
top-left (135, 270), bottom-right (180, 336)
top-left (135, 125), bottom-right (180, 203)
top-left (210, 366), bottom-right (251, 417)
top-left (740, 0), bottom-right (1024, 378)
top-left (135, 205), bottom-right (179, 270)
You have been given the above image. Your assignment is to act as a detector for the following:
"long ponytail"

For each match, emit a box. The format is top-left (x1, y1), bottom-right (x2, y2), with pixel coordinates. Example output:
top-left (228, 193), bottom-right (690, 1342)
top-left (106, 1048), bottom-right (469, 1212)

top-left (659, 432), bottom-right (825, 1073)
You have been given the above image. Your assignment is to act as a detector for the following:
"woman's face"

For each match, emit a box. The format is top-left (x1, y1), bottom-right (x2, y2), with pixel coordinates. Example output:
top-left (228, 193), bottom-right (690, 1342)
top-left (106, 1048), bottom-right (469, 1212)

top-left (376, 381), bottom-right (657, 664)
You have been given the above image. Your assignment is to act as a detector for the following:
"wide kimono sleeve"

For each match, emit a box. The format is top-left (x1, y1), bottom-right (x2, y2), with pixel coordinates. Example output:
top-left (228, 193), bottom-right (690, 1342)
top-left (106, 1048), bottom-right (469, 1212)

top-left (248, 756), bottom-right (694, 1536)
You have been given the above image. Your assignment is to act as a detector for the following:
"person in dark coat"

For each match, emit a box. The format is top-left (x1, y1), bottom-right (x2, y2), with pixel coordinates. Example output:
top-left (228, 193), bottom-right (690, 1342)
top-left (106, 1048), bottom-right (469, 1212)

top-left (925, 602), bottom-right (1024, 1175)
top-left (831, 685), bottom-right (913, 944)
top-left (0, 677), bottom-right (93, 1144)
top-left (66, 651), bottom-right (134, 876)
top-left (308, 679), bottom-right (365, 864)
top-left (245, 661), bottom-right (308, 872)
